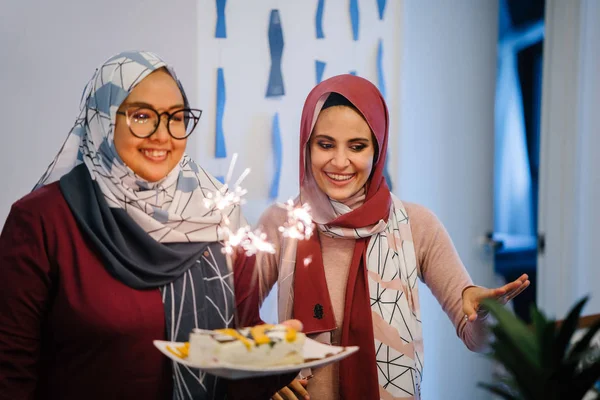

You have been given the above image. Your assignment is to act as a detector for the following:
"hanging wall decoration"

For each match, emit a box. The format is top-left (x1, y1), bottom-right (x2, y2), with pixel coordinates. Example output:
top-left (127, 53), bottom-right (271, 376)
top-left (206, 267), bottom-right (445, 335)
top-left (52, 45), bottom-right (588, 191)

top-left (316, 0), bottom-right (325, 39)
top-left (269, 113), bottom-right (283, 199)
top-left (376, 39), bottom-right (386, 99)
top-left (213, 0), bottom-right (227, 182)
top-left (377, 0), bottom-right (387, 20)
top-left (316, 60), bottom-right (326, 84)
top-left (349, 0), bottom-right (359, 41)
top-left (214, 67), bottom-right (227, 184)
top-left (215, 0), bottom-right (227, 38)
top-left (265, 9), bottom-right (285, 198)
top-left (266, 9), bottom-right (285, 97)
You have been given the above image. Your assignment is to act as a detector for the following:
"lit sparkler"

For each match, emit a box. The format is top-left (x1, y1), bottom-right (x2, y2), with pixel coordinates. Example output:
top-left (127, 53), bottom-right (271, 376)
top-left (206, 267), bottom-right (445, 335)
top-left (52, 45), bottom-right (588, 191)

top-left (219, 226), bottom-right (276, 256)
top-left (205, 154), bottom-right (315, 257)
top-left (278, 200), bottom-right (315, 240)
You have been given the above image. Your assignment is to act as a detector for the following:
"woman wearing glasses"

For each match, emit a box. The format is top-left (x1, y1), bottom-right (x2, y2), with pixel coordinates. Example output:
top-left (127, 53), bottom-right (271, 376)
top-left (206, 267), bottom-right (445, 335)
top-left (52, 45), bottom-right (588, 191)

top-left (0, 51), bottom-right (291, 400)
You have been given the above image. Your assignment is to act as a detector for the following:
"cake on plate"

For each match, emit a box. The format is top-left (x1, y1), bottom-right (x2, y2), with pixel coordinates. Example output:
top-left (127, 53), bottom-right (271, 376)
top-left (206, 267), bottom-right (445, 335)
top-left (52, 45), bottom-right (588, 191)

top-left (167, 324), bottom-right (306, 367)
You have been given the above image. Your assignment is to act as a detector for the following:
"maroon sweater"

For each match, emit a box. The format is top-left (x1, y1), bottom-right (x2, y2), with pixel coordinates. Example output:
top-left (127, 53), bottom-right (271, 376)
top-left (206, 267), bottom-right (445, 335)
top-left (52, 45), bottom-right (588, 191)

top-left (0, 183), bottom-right (263, 400)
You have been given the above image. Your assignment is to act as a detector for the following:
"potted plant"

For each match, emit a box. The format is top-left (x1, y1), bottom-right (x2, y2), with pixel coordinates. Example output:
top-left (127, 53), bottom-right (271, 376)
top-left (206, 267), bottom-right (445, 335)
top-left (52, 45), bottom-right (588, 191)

top-left (479, 296), bottom-right (600, 399)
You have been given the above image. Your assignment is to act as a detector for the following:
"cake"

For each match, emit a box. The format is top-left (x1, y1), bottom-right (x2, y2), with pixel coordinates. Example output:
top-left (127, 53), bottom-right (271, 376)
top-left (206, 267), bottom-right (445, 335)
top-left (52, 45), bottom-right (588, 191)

top-left (168, 324), bottom-right (306, 367)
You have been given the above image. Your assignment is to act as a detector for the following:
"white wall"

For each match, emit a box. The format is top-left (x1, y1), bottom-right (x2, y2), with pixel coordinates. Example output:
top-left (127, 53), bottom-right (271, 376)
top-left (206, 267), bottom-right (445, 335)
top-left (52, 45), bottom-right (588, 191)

top-left (399, 1), bottom-right (498, 399)
top-left (0, 0), bottom-right (199, 226)
top-left (538, 0), bottom-right (600, 318)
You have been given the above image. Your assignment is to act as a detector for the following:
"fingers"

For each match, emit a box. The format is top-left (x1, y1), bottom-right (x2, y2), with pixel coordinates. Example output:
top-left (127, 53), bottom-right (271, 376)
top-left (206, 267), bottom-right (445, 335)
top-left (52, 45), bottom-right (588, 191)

top-left (281, 319), bottom-right (304, 332)
top-left (463, 301), bottom-right (478, 322)
top-left (272, 378), bottom-right (311, 400)
top-left (499, 279), bottom-right (531, 303)
top-left (289, 379), bottom-right (310, 399)
top-left (498, 281), bottom-right (521, 295)
top-left (494, 275), bottom-right (530, 299)
top-left (503, 280), bottom-right (530, 302)
top-left (463, 274), bottom-right (531, 322)
top-left (490, 287), bottom-right (507, 298)
top-left (278, 386), bottom-right (300, 400)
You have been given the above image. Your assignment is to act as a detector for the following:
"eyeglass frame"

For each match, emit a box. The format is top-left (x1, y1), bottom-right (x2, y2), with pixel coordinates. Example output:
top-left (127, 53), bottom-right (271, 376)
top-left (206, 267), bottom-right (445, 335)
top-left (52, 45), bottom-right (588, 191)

top-left (116, 106), bottom-right (203, 140)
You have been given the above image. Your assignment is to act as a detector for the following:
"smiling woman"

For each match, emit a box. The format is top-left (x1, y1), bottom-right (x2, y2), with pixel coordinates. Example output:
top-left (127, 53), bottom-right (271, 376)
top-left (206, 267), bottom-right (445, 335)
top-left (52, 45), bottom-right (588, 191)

top-left (251, 74), bottom-right (531, 400)
top-left (0, 51), bottom-right (293, 400)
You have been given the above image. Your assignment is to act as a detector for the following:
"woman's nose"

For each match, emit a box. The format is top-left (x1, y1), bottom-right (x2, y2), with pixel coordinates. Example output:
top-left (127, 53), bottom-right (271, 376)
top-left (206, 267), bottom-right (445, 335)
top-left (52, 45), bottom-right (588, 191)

top-left (150, 116), bottom-right (170, 142)
top-left (331, 150), bottom-right (350, 168)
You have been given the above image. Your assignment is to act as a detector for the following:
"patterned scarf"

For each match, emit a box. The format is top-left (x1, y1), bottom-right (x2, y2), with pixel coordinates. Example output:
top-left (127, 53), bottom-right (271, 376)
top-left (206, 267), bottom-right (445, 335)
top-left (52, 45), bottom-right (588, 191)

top-left (35, 51), bottom-right (242, 242)
top-left (281, 75), bottom-right (424, 399)
top-left (36, 51), bottom-right (241, 399)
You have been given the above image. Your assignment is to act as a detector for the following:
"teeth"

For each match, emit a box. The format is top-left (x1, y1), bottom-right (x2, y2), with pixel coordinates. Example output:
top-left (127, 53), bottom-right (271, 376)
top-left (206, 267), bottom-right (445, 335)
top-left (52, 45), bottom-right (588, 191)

top-left (326, 173), bottom-right (353, 181)
top-left (142, 149), bottom-right (167, 158)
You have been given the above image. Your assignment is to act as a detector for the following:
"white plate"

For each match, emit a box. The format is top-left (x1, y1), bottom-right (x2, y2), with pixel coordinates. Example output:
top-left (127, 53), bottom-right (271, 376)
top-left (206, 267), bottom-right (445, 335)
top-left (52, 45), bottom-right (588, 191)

top-left (153, 338), bottom-right (359, 380)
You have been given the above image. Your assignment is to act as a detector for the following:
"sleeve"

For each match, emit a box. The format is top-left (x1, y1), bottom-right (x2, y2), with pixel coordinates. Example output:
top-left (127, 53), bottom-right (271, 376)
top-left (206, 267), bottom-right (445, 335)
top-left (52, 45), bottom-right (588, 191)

top-left (232, 204), bottom-right (287, 327)
top-left (408, 203), bottom-right (489, 352)
top-left (0, 204), bottom-right (55, 399)
top-left (254, 205), bottom-right (287, 306)
top-left (233, 251), bottom-right (263, 327)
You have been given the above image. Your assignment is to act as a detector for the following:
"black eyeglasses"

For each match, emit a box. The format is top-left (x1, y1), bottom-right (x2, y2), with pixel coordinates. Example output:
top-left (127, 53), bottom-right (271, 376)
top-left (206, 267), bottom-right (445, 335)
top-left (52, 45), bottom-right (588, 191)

top-left (116, 106), bottom-right (202, 140)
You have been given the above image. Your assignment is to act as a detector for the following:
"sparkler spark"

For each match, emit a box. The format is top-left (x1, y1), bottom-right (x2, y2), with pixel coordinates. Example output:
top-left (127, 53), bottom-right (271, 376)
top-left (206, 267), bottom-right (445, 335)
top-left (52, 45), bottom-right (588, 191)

top-left (219, 226), bottom-right (275, 256)
top-left (205, 154), bottom-right (279, 256)
top-left (206, 154), bottom-right (315, 257)
top-left (278, 200), bottom-right (315, 240)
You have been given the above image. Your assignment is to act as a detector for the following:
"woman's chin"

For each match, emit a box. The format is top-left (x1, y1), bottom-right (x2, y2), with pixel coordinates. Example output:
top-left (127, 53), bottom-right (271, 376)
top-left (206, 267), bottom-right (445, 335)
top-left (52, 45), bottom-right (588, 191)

top-left (324, 187), bottom-right (356, 202)
top-left (135, 168), bottom-right (171, 183)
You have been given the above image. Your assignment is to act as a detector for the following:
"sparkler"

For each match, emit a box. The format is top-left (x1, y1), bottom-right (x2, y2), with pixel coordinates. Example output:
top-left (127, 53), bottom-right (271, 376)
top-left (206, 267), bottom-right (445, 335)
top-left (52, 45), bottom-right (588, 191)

top-left (278, 200), bottom-right (315, 241)
top-left (205, 154), bottom-right (314, 257)
top-left (219, 225), bottom-right (276, 256)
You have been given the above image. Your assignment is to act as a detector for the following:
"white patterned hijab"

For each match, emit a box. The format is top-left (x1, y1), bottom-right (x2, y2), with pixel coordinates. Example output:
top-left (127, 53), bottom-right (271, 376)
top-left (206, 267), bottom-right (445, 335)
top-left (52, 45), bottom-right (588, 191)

top-left (35, 51), bottom-right (241, 243)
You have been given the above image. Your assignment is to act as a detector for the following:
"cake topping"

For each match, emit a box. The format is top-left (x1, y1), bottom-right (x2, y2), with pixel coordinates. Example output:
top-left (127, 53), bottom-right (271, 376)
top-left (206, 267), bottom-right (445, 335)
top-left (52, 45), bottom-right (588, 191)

top-left (167, 342), bottom-right (189, 359)
top-left (215, 328), bottom-right (252, 349)
top-left (250, 324), bottom-right (274, 345)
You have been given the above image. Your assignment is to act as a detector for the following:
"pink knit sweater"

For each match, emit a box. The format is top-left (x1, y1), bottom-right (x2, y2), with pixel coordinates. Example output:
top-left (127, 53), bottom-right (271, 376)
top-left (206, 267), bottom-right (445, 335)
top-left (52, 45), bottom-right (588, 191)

top-left (256, 201), bottom-right (488, 400)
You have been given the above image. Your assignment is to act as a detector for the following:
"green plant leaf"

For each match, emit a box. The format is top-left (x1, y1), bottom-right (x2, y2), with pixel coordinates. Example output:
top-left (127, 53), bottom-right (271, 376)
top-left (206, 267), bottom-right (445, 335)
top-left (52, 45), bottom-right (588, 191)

top-left (556, 357), bottom-right (584, 382)
top-left (556, 296), bottom-right (589, 362)
top-left (482, 299), bottom-right (540, 369)
top-left (477, 383), bottom-right (520, 400)
top-left (571, 360), bottom-right (600, 399)
top-left (481, 296), bottom-right (600, 400)
top-left (531, 305), bottom-right (556, 368)
top-left (569, 318), bottom-right (600, 361)
top-left (491, 329), bottom-right (537, 373)
top-left (489, 334), bottom-right (541, 399)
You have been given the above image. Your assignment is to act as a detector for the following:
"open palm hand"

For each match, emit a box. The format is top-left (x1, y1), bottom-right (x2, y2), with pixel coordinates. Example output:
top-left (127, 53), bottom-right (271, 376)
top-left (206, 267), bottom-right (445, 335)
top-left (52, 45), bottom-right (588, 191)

top-left (462, 274), bottom-right (530, 322)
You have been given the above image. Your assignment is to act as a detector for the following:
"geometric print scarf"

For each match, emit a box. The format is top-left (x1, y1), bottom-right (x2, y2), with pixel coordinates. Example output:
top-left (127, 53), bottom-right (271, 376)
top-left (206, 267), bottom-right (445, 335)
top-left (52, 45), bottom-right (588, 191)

top-left (319, 194), bottom-right (424, 399)
top-left (366, 195), bottom-right (423, 399)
